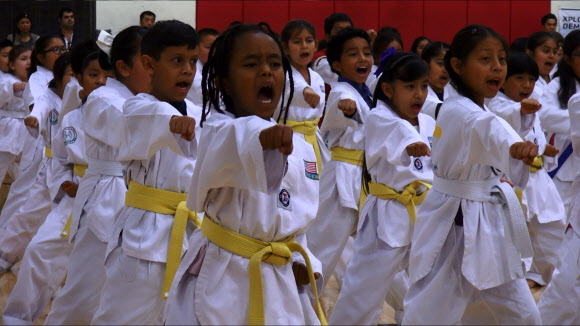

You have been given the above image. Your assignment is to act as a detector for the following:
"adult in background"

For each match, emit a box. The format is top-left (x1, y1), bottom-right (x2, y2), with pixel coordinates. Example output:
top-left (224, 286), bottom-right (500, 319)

top-left (6, 12), bottom-right (39, 49)
top-left (57, 8), bottom-right (81, 50)
top-left (542, 13), bottom-right (558, 32)
top-left (139, 11), bottom-right (156, 28)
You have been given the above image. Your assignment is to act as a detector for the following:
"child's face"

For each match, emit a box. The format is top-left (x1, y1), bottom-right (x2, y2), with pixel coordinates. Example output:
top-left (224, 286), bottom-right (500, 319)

top-left (382, 76), bottom-right (429, 124)
top-left (502, 73), bottom-right (536, 102)
top-left (61, 65), bottom-right (74, 87)
top-left (389, 40), bottom-right (404, 53)
top-left (10, 50), bottom-right (31, 81)
top-left (529, 39), bottom-right (557, 78)
top-left (327, 21), bottom-right (352, 40)
top-left (147, 45), bottom-right (199, 102)
top-left (39, 38), bottom-right (66, 71)
top-left (416, 40), bottom-right (429, 55)
top-left (0, 46), bottom-right (12, 73)
top-left (564, 46), bottom-right (580, 81)
top-left (199, 35), bottom-right (217, 65)
top-left (331, 37), bottom-right (372, 85)
top-left (427, 51), bottom-right (449, 93)
top-left (284, 29), bottom-right (317, 69)
top-left (452, 37), bottom-right (507, 105)
top-left (223, 32), bottom-right (285, 120)
top-left (79, 59), bottom-right (107, 97)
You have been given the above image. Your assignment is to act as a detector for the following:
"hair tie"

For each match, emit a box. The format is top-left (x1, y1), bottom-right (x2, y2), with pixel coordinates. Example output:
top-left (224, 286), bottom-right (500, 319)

top-left (374, 46), bottom-right (397, 77)
top-left (96, 30), bottom-right (114, 56)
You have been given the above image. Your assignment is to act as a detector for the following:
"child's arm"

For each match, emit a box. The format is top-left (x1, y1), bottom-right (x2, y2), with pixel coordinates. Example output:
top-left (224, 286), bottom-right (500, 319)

top-left (538, 84), bottom-right (570, 134)
top-left (81, 94), bottom-right (128, 150)
top-left (51, 118), bottom-right (74, 199)
top-left (488, 97), bottom-right (536, 138)
top-left (567, 93), bottom-right (580, 155)
top-left (24, 91), bottom-right (50, 138)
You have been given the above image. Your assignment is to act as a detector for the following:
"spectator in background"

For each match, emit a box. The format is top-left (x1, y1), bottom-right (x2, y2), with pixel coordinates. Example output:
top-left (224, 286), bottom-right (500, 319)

top-left (6, 12), bottom-right (39, 49)
top-left (542, 13), bottom-right (558, 32)
top-left (139, 11), bottom-right (156, 28)
top-left (58, 8), bottom-right (81, 50)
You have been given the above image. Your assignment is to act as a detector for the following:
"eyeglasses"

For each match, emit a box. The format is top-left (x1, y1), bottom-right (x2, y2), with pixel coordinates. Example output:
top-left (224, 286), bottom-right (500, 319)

top-left (43, 46), bottom-right (67, 54)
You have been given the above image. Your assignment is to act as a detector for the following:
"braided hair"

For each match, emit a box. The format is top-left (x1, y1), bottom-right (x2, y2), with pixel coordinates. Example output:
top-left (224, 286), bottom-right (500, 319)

top-left (201, 23), bottom-right (294, 126)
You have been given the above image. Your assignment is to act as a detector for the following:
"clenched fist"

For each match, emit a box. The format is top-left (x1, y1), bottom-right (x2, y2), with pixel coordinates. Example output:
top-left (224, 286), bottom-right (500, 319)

top-left (61, 181), bottom-right (79, 197)
top-left (510, 140), bottom-right (539, 165)
top-left (24, 116), bottom-right (39, 128)
top-left (406, 142), bottom-right (431, 157)
top-left (292, 261), bottom-right (321, 286)
top-left (338, 98), bottom-right (357, 116)
top-left (303, 87), bottom-right (320, 108)
top-left (520, 98), bottom-right (541, 115)
top-left (259, 125), bottom-right (293, 155)
top-left (544, 144), bottom-right (559, 157)
top-left (13, 82), bottom-right (26, 92)
top-left (169, 115), bottom-right (196, 141)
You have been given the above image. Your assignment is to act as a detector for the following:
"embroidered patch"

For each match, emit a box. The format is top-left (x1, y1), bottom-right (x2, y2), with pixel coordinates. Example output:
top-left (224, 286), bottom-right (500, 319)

top-left (433, 125), bottom-right (442, 138)
top-left (414, 158), bottom-right (423, 171)
top-left (49, 109), bottom-right (59, 125)
top-left (63, 127), bottom-right (77, 145)
top-left (320, 85), bottom-right (326, 93)
top-left (428, 136), bottom-right (433, 148)
top-left (304, 160), bottom-right (319, 180)
top-left (278, 188), bottom-right (292, 210)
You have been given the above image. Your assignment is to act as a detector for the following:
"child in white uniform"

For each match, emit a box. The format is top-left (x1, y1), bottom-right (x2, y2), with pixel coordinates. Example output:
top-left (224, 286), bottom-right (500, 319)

top-left (91, 21), bottom-right (201, 325)
top-left (330, 53), bottom-right (434, 325)
top-left (278, 19), bottom-right (329, 170)
top-left (45, 28), bottom-right (150, 325)
top-left (487, 52), bottom-right (566, 289)
top-left (421, 41), bottom-right (450, 119)
top-left (164, 23), bottom-right (324, 325)
top-left (527, 31), bottom-right (558, 100)
top-left (186, 28), bottom-right (218, 107)
top-left (403, 25), bottom-right (541, 325)
top-left (306, 27), bottom-right (372, 285)
top-left (2, 53), bottom-right (94, 325)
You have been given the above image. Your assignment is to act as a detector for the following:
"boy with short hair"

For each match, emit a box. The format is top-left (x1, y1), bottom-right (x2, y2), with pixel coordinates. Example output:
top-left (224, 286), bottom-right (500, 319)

top-left (186, 27), bottom-right (219, 107)
top-left (140, 10), bottom-right (156, 28)
top-left (91, 20), bottom-right (201, 325)
top-left (313, 13), bottom-right (353, 85)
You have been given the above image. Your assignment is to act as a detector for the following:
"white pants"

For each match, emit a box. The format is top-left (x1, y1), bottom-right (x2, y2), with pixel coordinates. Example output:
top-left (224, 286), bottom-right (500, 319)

top-left (2, 198), bottom-right (72, 325)
top-left (526, 216), bottom-right (567, 285)
top-left (553, 178), bottom-right (573, 216)
top-left (91, 241), bottom-right (166, 325)
top-left (329, 209), bottom-right (408, 325)
top-left (0, 164), bottom-right (52, 270)
top-left (164, 262), bottom-right (200, 325)
top-left (44, 222), bottom-right (106, 325)
top-left (306, 187), bottom-right (358, 288)
top-left (403, 225), bottom-right (541, 325)
top-left (0, 151), bottom-right (18, 185)
top-left (333, 236), bottom-right (354, 287)
top-left (538, 228), bottom-right (580, 325)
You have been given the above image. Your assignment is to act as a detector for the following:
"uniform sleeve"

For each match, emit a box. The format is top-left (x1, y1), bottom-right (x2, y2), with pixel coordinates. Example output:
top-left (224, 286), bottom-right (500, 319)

top-left (27, 92), bottom-right (50, 138)
top-left (322, 89), bottom-right (363, 133)
top-left (312, 57), bottom-right (338, 85)
top-left (462, 110), bottom-right (529, 188)
top-left (51, 119), bottom-right (74, 199)
top-left (82, 95), bottom-right (127, 150)
top-left (538, 82), bottom-right (570, 134)
top-left (365, 113), bottom-right (425, 170)
top-left (188, 116), bottom-right (287, 211)
top-left (487, 98), bottom-right (535, 139)
top-left (568, 93), bottom-right (580, 156)
top-left (119, 100), bottom-right (196, 161)
top-left (0, 79), bottom-right (15, 107)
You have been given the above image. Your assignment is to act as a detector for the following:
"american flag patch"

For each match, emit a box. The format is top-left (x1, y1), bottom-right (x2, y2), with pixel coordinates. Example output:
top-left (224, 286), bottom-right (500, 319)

top-left (320, 85), bottom-right (325, 93)
top-left (304, 160), bottom-right (319, 180)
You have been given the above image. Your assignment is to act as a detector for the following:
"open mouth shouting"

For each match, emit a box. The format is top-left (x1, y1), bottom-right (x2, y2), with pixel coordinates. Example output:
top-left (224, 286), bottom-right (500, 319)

top-left (486, 78), bottom-right (501, 92)
top-left (356, 65), bottom-right (369, 77)
top-left (410, 102), bottom-right (422, 114)
top-left (176, 80), bottom-right (192, 95)
top-left (300, 52), bottom-right (310, 59)
top-left (257, 84), bottom-right (274, 104)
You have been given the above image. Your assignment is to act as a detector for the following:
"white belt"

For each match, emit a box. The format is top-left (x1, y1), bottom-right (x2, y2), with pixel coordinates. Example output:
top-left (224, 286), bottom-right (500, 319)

top-left (87, 158), bottom-right (125, 177)
top-left (0, 109), bottom-right (27, 119)
top-left (433, 175), bottom-right (534, 274)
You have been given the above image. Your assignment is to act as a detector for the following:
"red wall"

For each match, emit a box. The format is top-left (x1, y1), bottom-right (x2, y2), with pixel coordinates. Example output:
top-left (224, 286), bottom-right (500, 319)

top-left (196, 0), bottom-right (551, 50)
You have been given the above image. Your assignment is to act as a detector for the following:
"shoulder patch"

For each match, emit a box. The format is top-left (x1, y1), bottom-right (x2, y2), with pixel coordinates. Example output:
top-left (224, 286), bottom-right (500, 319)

top-left (49, 109), bottom-right (59, 125)
top-left (304, 160), bottom-right (319, 180)
top-left (63, 126), bottom-right (77, 145)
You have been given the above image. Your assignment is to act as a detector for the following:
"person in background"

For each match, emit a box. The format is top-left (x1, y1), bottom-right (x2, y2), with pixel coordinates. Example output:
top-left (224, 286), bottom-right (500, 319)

top-left (6, 13), bottom-right (39, 49)
top-left (140, 10), bottom-right (156, 28)
top-left (411, 36), bottom-right (431, 55)
top-left (542, 13), bottom-right (558, 32)
top-left (58, 7), bottom-right (81, 50)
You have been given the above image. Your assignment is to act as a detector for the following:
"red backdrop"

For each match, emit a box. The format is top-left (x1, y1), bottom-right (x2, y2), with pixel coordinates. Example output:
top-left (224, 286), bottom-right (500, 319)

top-left (196, 0), bottom-right (551, 50)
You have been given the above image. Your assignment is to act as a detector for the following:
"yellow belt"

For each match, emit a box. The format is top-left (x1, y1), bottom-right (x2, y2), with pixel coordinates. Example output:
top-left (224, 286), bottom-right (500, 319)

top-left (123, 181), bottom-right (200, 299)
top-left (284, 119), bottom-right (322, 172)
top-left (368, 180), bottom-right (431, 224)
top-left (60, 164), bottom-right (88, 239)
top-left (200, 216), bottom-right (327, 325)
top-left (331, 146), bottom-right (366, 211)
top-left (45, 147), bottom-right (53, 158)
top-left (529, 156), bottom-right (543, 173)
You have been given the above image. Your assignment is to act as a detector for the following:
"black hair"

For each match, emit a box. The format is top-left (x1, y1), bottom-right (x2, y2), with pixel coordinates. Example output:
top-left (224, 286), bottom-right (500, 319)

top-left (527, 31), bottom-right (556, 52)
top-left (371, 52), bottom-right (428, 108)
top-left (557, 30), bottom-right (580, 108)
top-left (48, 52), bottom-right (71, 89)
top-left (228, 21), bottom-right (243, 30)
top-left (140, 10), bottom-right (156, 21)
top-left (318, 39), bottom-right (327, 51)
top-left (421, 41), bottom-right (449, 63)
top-left (58, 7), bottom-right (73, 20)
top-left (0, 39), bottom-right (13, 50)
top-left (201, 23), bottom-right (294, 126)
top-left (8, 44), bottom-right (32, 75)
top-left (510, 37), bottom-right (528, 53)
top-left (81, 51), bottom-right (100, 75)
top-left (551, 31), bottom-right (564, 47)
top-left (327, 27), bottom-right (371, 75)
top-left (30, 34), bottom-right (64, 74)
top-left (411, 36), bottom-right (431, 53)
top-left (445, 24), bottom-right (509, 104)
top-left (13, 12), bottom-right (31, 36)
top-left (372, 29), bottom-right (403, 64)
top-left (141, 20), bottom-right (198, 61)
top-left (541, 13), bottom-right (557, 25)
top-left (324, 13), bottom-right (352, 36)
top-left (70, 39), bottom-right (99, 75)
top-left (281, 19), bottom-right (316, 44)
top-left (198, 28), bottom-right (220, 41)
top-left (106, 26), bottom-right (147, 79)
top-left (505, 52), bottom-right (539, 81)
